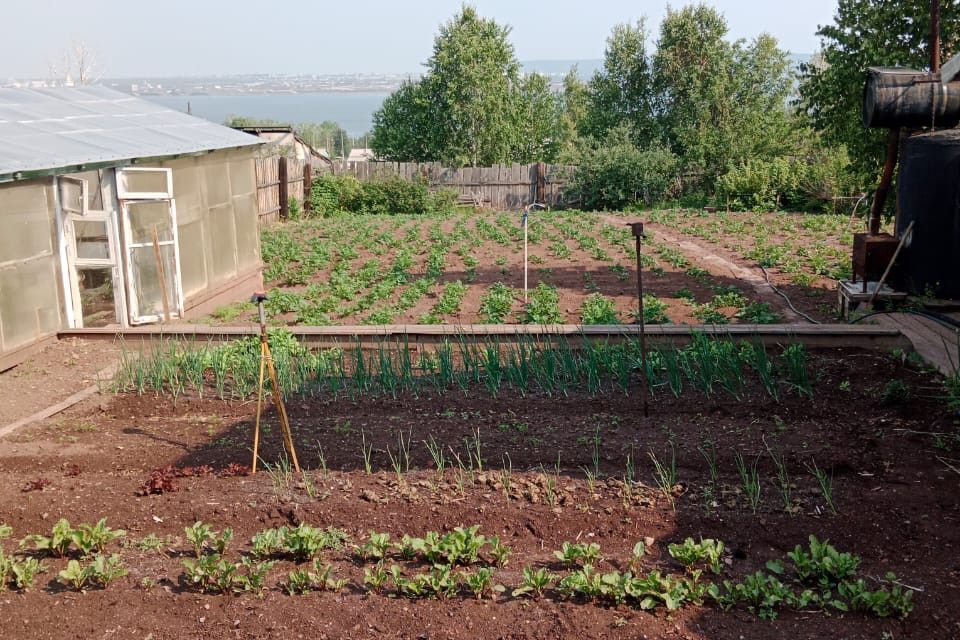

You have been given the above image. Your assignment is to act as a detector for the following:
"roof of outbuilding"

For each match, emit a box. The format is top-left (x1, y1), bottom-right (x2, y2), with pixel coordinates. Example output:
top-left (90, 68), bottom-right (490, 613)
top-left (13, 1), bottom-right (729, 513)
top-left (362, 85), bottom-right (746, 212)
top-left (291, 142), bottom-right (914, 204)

top-left (0, 86), bottom-right (261, 181)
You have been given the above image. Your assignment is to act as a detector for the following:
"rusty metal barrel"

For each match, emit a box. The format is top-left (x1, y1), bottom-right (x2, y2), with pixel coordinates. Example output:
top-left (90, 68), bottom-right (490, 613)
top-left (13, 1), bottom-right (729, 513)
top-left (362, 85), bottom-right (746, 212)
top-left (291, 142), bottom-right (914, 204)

top-left (862, 67), bottom-right (960, 128)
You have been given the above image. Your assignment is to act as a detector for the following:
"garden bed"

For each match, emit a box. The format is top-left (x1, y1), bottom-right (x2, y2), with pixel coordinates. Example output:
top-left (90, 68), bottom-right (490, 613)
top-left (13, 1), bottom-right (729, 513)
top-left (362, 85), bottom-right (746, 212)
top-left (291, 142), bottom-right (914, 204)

top-left (0, 341), bottom-right (957, 639)
top-left (215, 210), bottom-right (799, 328)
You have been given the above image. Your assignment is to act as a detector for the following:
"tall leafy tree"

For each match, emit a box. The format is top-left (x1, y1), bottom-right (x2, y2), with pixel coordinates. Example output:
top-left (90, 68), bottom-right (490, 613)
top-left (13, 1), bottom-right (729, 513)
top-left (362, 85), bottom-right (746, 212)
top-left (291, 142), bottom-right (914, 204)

top-left (369, 81), bottom-right (435, 161)
top-left (513, 73), bottom-right (564, 163)
top-left (652, 4), bottom-right (795, 183)
top-left (371, 5), bottom-right (562, 166)
top-left (423, 5), bottom-right (521, 166)
top-left (582, 20), bottom-right (656, 144)
top-left (798, 0), bottom-right (960, 180)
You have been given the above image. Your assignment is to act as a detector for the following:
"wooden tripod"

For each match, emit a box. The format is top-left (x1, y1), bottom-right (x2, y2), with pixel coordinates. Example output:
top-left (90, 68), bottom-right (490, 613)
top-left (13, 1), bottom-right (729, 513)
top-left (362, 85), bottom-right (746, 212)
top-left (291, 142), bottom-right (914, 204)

top-left (250, 293), bottom-right (301, 474)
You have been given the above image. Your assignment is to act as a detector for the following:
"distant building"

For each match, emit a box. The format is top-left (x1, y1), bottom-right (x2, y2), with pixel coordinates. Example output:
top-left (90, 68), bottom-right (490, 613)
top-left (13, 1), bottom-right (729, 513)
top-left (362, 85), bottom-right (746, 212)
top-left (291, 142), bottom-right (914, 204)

top-left (0, 86), bottom-right (264, 369)
top-left (233, 126), bottom-right (333, 170)
top-left (347, 148), bottom-right (377, 163)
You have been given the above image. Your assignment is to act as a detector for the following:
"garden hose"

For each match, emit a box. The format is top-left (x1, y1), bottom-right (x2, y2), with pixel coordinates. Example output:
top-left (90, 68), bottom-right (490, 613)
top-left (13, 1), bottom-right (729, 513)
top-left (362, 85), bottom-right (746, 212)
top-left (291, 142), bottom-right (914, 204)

top-left (757, 265), bottom-right (821, 325)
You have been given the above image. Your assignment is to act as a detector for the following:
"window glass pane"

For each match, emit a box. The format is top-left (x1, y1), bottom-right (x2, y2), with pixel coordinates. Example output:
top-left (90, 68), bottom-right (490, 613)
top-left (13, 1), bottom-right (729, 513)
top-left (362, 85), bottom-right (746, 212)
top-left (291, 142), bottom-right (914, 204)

top-left (74, 220), bottom-right (110, 260)
top-left (126, 201), bottom-right (173, 244)
top-left (129, 245), bottom-right (177, 319)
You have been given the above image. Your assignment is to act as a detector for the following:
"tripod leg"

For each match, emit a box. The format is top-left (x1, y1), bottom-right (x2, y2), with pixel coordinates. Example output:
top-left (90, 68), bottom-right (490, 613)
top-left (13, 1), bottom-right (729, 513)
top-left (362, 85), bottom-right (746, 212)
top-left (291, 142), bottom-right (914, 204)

top-left (264, 344), bottom-right (301, 473)
top-left (251, 340), bottom-right (267, 474)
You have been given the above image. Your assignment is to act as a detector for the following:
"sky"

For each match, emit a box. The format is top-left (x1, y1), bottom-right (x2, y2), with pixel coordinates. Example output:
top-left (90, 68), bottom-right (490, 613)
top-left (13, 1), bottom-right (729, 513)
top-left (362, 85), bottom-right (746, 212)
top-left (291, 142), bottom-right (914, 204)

top-left (0, 0), bottom-right (840, 79)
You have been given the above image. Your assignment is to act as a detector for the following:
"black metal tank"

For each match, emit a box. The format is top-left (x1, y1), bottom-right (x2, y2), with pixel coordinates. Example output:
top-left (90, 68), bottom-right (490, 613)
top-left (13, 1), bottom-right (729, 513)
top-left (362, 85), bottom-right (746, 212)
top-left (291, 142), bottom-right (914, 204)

top-left (893, 129), bottom-right (960, 297)
top-left (863, 67), bottom-right (960, 129)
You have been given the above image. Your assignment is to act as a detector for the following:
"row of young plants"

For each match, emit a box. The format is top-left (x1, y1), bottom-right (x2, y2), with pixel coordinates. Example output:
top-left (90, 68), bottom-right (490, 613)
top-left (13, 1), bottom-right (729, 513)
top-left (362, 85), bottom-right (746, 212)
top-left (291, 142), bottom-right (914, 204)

top-left (0, 519), bottom-right (127, 592)
top-left (112, 332), bottom-right (813, 403)
top-left (642, 208), bottom-right (857, 285)
top-left (0, 519), bottom-right (912, 620)
top-left (247, 210), bottom-right (782, 327)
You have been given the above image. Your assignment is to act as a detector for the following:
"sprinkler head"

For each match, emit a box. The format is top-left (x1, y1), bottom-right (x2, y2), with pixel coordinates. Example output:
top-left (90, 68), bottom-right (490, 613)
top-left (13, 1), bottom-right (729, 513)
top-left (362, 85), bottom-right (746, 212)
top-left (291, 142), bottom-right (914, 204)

top-left (250, 291), bottom-right (269, 304)
top-left (627, 222), bottom-right (646, 239)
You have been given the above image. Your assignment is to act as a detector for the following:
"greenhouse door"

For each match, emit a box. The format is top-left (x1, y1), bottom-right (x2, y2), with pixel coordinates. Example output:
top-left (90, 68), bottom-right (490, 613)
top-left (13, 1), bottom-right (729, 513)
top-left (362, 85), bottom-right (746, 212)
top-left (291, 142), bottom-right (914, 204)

top-left (116, 168), bottom-right (184, 325)
top-left (58, 176), bottom-right (126, 328)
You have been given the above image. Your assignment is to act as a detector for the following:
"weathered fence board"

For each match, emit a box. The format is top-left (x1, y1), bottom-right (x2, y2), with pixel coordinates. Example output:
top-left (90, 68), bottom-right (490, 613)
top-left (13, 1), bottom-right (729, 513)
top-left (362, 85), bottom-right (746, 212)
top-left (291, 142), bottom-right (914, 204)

top-left (345, 161), bottom-right (576, 210)
top-left (255, 156), bottom-right (310, 224)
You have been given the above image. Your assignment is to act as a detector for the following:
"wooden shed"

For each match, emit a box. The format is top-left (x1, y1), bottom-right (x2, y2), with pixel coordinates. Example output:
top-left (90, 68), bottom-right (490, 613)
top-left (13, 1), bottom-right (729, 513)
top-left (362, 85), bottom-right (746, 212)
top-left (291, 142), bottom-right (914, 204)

top-left (0, 86), bottom-right (265, 369)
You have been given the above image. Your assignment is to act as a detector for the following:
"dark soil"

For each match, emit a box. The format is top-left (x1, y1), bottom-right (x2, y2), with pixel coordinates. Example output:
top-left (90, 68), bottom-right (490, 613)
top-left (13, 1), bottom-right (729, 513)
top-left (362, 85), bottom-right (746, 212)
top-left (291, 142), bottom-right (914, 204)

top-left (0, 349), bottom-right (958, 639)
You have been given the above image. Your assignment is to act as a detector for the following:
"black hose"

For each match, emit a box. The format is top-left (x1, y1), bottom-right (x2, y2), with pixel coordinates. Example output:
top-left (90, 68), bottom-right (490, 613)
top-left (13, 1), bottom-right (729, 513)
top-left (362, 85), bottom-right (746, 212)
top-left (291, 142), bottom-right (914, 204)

top-left (848, 308), bottom-right (960, 332)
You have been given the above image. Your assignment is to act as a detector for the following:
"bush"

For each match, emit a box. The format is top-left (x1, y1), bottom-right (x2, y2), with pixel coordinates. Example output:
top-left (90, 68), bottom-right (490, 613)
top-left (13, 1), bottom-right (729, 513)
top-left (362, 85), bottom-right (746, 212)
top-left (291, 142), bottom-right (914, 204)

top-left (308, 175), bottom-right (456, 216)
top-left (566, 131), bottom-right (679, 210)
top-left (716, 147), bottom-right (861, 213)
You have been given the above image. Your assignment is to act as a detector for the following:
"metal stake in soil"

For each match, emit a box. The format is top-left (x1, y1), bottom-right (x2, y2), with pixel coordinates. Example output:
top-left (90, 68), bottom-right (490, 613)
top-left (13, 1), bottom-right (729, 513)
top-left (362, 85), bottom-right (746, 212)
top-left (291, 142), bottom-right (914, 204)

top-left (250, 291), bottom-right (301, 474)
top-left (629, 222), bottom-right (650, 417)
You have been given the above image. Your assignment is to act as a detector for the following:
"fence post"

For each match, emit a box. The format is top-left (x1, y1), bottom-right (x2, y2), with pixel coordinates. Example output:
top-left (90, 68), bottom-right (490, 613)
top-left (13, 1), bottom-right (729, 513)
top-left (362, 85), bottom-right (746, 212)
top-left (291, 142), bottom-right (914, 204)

top-left (536, 162), bottom-right (546, 205)
top-left (278, 156), bottom-right (289, 220)
top-left (302, 162), bottom-right (313, 212)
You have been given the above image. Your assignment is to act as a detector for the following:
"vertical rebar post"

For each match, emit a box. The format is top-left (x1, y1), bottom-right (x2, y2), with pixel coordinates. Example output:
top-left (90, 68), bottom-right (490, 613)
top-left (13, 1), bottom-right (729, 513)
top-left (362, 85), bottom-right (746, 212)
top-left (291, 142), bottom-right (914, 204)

top-left (628, 222), bottom-right (649, 417)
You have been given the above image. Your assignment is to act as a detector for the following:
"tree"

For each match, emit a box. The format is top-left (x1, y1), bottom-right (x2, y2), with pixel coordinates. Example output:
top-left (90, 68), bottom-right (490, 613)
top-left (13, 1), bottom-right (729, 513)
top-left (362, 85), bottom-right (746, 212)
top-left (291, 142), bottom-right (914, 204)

top-left (653, 4), bottom-right (795, 184)
top-left (556, 67), bottom-right (588, 160)
top-left (370, 5), bottom-right (561, 166)
top-left (582, 20), bottom-right (656, 144)
top-left (49, 40), bottom-right (100, 86)
top-left (513, 73), bottom-right (564, 163)
top-left (798, 0), bottom-right (960, 181)
top-left (371, 81), bottom-right (438, 162)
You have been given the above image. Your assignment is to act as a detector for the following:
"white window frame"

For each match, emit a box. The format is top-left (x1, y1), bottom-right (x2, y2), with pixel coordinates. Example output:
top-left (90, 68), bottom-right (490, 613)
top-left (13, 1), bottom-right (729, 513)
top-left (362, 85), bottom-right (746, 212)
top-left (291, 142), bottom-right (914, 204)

top-left (56, 174), bottom-right (126, 328)
top-left (58, 176), bottom-right (89, 216)
top-left (116, 166), bottom-right (174, 200)
top-left (116, 168), bottom-right (184, 325)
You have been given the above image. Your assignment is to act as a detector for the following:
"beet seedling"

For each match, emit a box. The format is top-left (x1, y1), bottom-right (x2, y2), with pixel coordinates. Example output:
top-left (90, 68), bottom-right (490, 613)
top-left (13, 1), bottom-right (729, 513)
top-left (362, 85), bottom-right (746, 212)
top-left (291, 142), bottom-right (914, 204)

top-left (9, 557), bottom-right (46, 591)
top-left (668, 538), bottom-right (725, 574)
top-left (72, 518), bottom-right (126, 555)
top-left (462, 567), bottom-right (503, 600)
top-left (554, 542), bottom-right (602, 567)
top-left (21, 518), bottom-right (74, 557)
top-left (512, 566), bottom-right (557, 599)
top-left (356, 531), bottom-right (391, 562)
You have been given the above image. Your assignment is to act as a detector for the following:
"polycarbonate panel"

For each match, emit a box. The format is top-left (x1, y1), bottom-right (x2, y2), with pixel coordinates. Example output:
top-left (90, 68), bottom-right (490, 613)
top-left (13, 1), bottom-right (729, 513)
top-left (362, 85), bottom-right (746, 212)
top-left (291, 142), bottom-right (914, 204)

top-left (0, 182), bottom-right (52, 263)
top-left (74, 219), bottom-right (110, 260)
top-left (203, 160), bottom-right (231, 207)
top-left (169, 164), bottom-right (203, 224)
top-left (126, 201), bottom-right (173, 244)
top-left (228, 156), bottom-right (255, 195)
top-left (232, 193), bottom-right (260, 270)
top-left (177, 219), bottom-right (208, 298)
top-left (0, 257), bottom-right (61, 351)
top-left (208, 203), bottom-right (237, 283)
top-left (129, 244), bottom-right (177, 318)
top-left (118, 169), bottom-right (170, 197)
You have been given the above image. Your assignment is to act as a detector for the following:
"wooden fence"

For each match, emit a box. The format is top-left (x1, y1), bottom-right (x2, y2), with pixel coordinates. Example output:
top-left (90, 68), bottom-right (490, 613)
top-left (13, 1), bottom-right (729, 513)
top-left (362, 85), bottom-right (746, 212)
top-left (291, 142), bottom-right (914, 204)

top-left (346, 162), bottom-right (576, 210)
top-left (254, 156), bottom-right (313, 224)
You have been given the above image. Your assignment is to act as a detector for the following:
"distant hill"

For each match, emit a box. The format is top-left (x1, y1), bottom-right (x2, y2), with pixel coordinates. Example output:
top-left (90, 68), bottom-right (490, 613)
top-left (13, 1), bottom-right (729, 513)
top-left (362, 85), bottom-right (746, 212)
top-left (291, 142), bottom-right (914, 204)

top-left (524, 54), bottom-right (811, 81)
top-left (521, 60), bottom-right (602, 79)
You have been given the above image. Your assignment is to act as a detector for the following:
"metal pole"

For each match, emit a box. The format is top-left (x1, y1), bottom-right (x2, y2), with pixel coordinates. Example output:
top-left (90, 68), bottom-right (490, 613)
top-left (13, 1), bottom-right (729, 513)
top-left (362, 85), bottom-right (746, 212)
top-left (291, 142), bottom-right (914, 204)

top-left (523, 210), bottom-right (529, 303)
top-left (932, 0), bottom-right (941, 73)
top-left (629, 222), bottom-right (649, 417)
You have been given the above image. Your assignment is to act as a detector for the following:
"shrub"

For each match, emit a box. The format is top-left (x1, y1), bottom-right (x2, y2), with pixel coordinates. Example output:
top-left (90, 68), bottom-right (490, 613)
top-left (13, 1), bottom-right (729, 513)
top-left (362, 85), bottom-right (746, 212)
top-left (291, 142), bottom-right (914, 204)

top-left (567, 130), bottom-right (679, 210)
top-left (308, 175), bottom-right (456, 216)
top-left (716, 147), bottom-right (860, 213)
